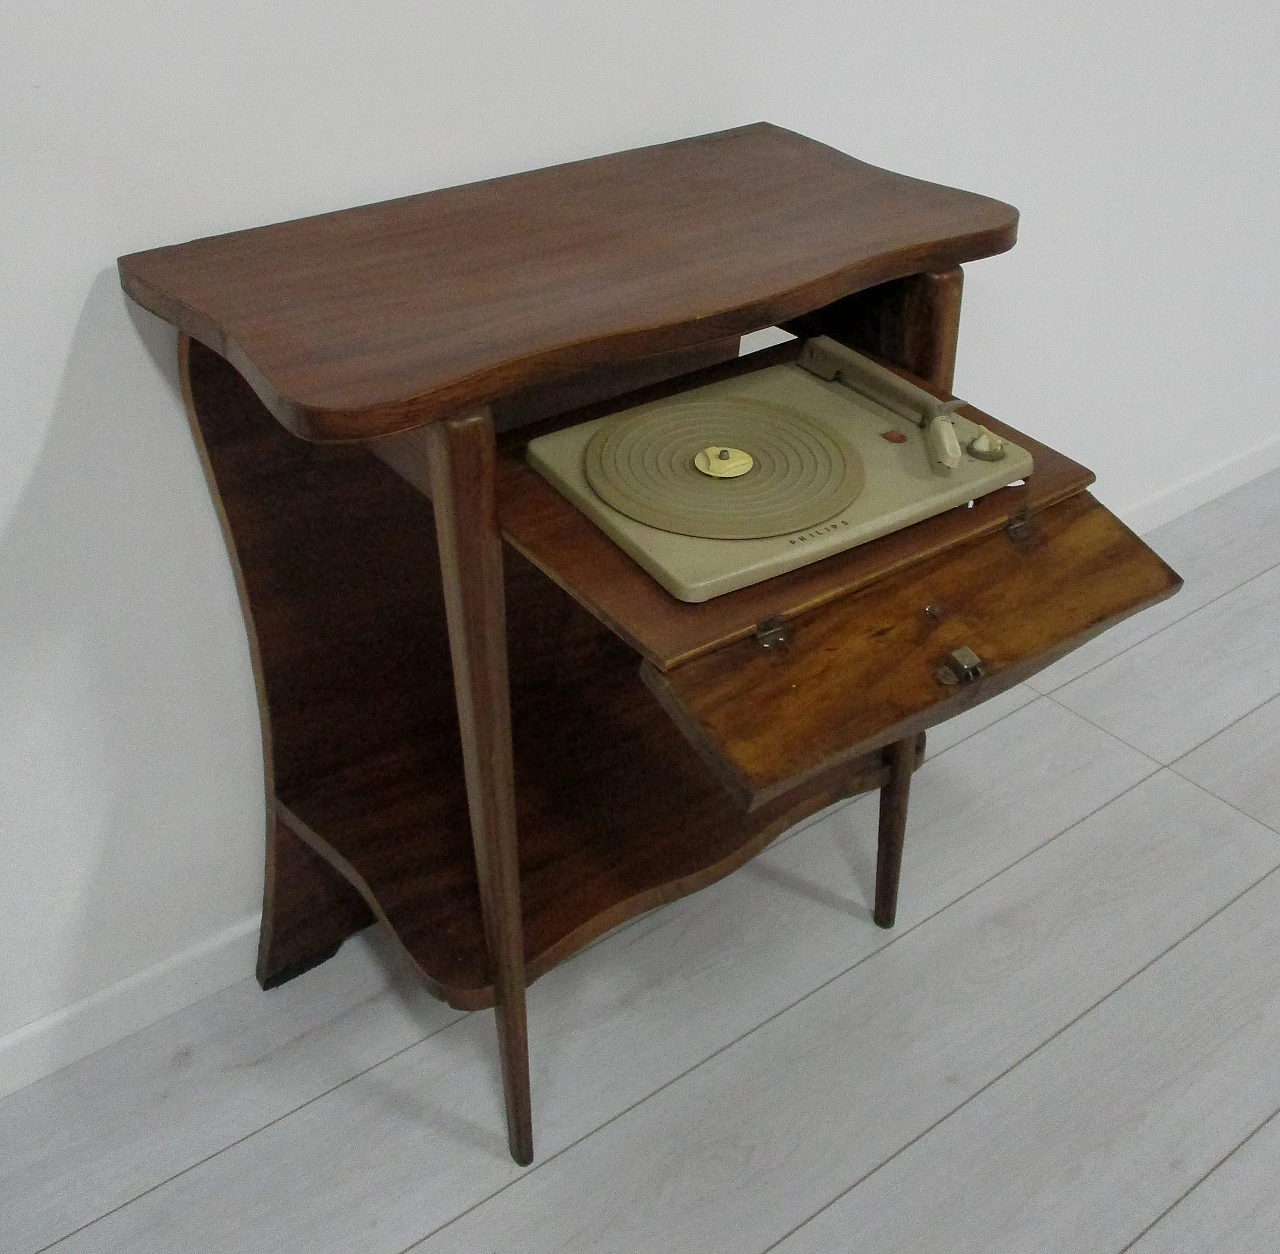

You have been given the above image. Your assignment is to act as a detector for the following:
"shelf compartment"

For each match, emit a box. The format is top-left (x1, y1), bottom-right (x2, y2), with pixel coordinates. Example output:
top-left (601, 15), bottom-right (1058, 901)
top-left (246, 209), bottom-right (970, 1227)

top-left (278, 608), bottom-right (915, 1010)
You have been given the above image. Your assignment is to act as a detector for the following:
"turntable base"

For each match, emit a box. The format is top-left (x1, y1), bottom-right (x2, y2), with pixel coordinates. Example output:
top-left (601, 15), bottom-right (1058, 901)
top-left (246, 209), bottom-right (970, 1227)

top-left (528, 338), bottom-right (1033, 601)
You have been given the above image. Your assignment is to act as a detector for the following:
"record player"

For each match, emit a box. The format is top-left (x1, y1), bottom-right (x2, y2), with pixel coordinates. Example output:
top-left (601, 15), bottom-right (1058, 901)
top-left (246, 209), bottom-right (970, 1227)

top-left (527, 336), bottom-right (1034, 602)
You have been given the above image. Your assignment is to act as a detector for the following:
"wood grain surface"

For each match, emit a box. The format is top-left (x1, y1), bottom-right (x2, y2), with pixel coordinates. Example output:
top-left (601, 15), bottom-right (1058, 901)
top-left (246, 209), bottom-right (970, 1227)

top-left (120, 124), bottom-right (1016, 440)
top-left (178, 333), bottom-right (379, 985)
top-left (645, 492), bottom-right (1182, 807)
top-left (423, 409), bottom-right (533, 1161)
top-left (256, 817), bottom-right (375, 988)
top-left (873, 738), bottom-right (916, 928)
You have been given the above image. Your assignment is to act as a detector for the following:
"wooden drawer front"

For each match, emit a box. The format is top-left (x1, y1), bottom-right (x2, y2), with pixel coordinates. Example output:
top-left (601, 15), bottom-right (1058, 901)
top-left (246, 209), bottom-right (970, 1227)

top-left (642, 493), bottom-right (1180, 810)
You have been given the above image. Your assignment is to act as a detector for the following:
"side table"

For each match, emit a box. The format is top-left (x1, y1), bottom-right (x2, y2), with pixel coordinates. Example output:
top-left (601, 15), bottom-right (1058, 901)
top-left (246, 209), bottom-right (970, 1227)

top-left (119, 124), bottom-right (1179, 1163)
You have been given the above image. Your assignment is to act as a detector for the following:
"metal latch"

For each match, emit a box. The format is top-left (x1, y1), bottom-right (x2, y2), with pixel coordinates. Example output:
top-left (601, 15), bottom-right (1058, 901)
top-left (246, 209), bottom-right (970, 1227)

top-left (754, 618), bottom-right (789, 650)
top-left (1006, 508), bottom-right (1037, 543)
top-left (936, 646), bottom-right (984, 686)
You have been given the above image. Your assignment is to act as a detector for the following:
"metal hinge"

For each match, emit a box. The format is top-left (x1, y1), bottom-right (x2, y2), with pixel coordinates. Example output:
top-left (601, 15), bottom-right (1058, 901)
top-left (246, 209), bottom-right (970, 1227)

top-left (754, 617), bottom-right (789, 650)
top-left (1006, 507), bottom-right (1037, 543)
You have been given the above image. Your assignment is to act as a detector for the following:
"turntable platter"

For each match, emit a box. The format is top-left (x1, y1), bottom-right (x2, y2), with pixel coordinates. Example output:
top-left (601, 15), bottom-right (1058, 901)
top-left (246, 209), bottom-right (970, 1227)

top-left (583, 397), bottom-right (864, 540)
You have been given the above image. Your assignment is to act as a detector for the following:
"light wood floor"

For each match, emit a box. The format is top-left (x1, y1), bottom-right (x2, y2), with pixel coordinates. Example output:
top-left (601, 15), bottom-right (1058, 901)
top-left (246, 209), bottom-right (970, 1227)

top-left (6, 468), bottom-right (1280, 1254)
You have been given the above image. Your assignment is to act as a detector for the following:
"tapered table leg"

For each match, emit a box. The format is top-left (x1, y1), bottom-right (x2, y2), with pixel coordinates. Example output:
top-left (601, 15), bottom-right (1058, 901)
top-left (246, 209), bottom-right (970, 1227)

top-left (873, 736), bottom-right (916, 929)
top-left (425, 409), bottom-right (533, 1165)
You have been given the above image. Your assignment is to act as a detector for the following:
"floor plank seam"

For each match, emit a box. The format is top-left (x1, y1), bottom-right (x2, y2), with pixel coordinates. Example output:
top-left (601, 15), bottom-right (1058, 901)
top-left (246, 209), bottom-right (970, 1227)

top-left (1166, 689), bottom-right (1280, 779)
top-left (1055, 679), bottom-right (1280, 783)
top-left (32, 1010), bottom-right (467, 1254)
top-left (395, 768), bottom-right (1164, 1253)
top-left (1030, 555), bottom-right (1280, 695)
top-left (1040, 691), bottom-right (1172, 765)
top-left (763, 692), bottom-right (1048, 856)
top-left (1115, 1103), bottom-right (1280, 1253)
top-left (756, 859), bottom-right (1280, 1254)
top-left (1157, 768), bottom-right (1280, 841)
top-left (1158, 694), bottom-right (1280, 773)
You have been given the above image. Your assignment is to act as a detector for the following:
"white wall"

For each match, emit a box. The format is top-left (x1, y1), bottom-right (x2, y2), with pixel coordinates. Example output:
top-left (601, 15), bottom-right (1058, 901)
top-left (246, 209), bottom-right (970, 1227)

top-left (2, 0), bottom-right (1277, 1094)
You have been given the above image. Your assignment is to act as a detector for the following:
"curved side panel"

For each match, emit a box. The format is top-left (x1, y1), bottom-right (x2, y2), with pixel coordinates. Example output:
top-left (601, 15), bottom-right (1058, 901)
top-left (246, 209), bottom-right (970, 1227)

top-left (179, 334), bottom-right (377, 986)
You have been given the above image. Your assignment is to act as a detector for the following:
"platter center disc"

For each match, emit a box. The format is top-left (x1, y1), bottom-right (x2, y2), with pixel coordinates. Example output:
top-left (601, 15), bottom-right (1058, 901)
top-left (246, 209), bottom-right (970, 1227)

top-left (694, 446), bottom-right (753, 478)
top-left (584, 396), bottom-right (864, 540)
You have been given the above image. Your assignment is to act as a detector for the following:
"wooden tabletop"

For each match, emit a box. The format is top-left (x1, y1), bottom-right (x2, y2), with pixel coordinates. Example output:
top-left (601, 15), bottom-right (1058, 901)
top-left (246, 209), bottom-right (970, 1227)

top-left (119, 123), bottom-right (1017, 441)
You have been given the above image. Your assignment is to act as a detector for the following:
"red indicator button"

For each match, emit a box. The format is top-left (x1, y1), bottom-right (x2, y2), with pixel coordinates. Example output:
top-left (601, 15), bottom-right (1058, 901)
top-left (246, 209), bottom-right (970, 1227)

top-left (880, 430), bottom-right (908, 444)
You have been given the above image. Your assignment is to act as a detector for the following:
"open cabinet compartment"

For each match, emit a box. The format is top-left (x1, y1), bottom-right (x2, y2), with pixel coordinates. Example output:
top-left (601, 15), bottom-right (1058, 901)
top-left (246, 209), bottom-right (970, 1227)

top-left (187, 326), bottom-right (1180, 1005)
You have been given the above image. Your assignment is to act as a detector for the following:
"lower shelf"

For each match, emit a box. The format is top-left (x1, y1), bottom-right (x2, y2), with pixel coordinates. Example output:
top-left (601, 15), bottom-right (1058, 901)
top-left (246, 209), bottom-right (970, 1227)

top-left (280, 585), bottom-right (906, 1011)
